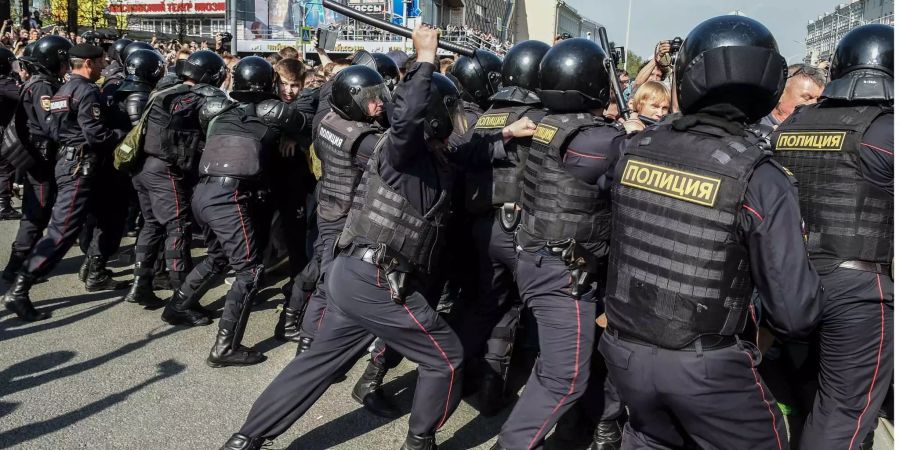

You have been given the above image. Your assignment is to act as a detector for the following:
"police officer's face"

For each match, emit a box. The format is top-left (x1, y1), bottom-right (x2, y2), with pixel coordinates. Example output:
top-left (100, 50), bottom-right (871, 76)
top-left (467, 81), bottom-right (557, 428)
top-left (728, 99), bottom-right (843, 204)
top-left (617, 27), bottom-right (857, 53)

top-left (366, 98), bottom-right (384, 117)
top-left (87, 57), bottom-right (106, 81)
top-left (279, 79), bottom-right (302, 103)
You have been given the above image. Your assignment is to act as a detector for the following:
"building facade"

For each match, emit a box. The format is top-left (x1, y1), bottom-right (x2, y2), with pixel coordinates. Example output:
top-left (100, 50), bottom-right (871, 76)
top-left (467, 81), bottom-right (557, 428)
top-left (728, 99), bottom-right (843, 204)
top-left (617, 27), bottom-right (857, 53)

top-left (107, 0), bottom-right (227, 38)
top-left (509, 0), bottom-right (601, 44)
top-left (805, 0), bottom-right (894, 63)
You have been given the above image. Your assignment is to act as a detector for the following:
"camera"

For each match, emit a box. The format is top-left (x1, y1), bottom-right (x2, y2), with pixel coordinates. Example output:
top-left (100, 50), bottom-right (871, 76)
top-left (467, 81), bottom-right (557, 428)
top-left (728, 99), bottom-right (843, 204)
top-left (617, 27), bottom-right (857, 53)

top-left (668, 36), bottom-right (683, 54)
top-left (219, 32), bottom-right (233, 43)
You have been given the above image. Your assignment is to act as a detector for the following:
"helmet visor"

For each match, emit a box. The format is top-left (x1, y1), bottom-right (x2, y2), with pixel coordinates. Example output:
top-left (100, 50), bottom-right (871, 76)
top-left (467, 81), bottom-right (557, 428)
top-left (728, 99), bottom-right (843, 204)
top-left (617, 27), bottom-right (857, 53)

top-left (351, 83), bottom-right (391, 118)
top-left (444, 96), bottom-right (468, 136)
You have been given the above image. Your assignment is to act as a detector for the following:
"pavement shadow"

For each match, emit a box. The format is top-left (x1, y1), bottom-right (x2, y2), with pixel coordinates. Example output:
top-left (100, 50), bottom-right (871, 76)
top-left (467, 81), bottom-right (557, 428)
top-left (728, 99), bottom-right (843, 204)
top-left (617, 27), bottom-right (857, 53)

top-left (0, 326), bottom-right (183, 399)
top-left (0, 292), bottom-right (124, 339)
top-left (0, 359), bottom-right (186, 448)
top-left (285, 370), bottom-right (420, 450)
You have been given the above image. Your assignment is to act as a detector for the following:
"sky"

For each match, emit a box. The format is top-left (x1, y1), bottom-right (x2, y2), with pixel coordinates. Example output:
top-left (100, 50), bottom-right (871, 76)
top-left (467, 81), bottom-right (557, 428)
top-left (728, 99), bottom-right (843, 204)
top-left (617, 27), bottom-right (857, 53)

top-left (566, 0), bottom-right (844, 64)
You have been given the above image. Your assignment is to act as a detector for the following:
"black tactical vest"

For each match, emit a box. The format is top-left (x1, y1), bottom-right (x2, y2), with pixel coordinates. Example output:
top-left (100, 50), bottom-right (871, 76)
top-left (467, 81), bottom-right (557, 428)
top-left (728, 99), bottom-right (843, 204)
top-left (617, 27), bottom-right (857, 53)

top-left (338, 144), bottom-right (454, 274)
top-left (143, 84), bottom-right (203, 170)
top-left (200, 103), bottom-right (278, 179)
top-left (316, 111), bottom-right (383, 221)
top-left (772, 103), bottom-right (892, 269)
top-left (465, 103), bottom-right (537, 214)
top-left (517, 113), bottom-right (611, 258)
top-left (605, 123), bottom-right (768, 349)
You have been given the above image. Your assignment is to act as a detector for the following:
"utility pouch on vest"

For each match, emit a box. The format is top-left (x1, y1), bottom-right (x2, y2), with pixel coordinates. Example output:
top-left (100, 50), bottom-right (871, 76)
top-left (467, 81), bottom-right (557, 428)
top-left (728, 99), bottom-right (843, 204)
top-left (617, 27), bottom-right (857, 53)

top-left (548, 238), bottom-right (597, 298)
top-left (498, 202), bottom-right (520, 232)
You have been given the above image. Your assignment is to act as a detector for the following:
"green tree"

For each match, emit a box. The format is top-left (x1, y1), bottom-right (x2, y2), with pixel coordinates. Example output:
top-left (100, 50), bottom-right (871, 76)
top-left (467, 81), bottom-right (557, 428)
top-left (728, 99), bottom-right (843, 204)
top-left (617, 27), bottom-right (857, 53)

top-left (617, 49), bottom-right (645, 79)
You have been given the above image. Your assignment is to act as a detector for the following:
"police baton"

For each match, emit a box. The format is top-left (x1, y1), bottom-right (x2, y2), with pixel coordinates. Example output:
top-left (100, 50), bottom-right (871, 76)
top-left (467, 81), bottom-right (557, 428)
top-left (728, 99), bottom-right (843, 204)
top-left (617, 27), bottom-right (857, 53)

top-left (320, 0), bottom-right (476, 57)
top-left (598, 27), bottom-right (631, 118)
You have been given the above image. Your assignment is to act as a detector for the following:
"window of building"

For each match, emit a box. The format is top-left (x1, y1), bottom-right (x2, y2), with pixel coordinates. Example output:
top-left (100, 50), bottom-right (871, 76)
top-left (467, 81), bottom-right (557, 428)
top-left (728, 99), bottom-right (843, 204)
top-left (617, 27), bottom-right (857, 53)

top-left (474, 4), bottom-right (484, 17)
top-left (210, 19), bottom-right (226, 34)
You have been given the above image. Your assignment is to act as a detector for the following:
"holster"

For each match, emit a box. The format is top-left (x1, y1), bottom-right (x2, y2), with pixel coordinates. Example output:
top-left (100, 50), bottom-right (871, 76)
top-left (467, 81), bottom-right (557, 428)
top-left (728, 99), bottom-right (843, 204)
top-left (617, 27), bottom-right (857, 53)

top-left (547, 239), bottom-right (597, 299)
top-left (373, 243), bottom-right (412, 305)
top-left (498, 202), bottom-right (521, 232)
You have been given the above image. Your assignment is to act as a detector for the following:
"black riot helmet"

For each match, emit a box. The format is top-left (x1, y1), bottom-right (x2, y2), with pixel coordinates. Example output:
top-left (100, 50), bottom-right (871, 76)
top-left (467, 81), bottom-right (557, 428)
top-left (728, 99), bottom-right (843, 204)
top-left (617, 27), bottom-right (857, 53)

top-left (821, 24), bottom-right (893, 102)
top-left (330, 65), bottom-right (390, 123)
top-left (118, 49), bottom-right (166, 93)
top-left (177, 50), bottom-right (226, 86)
top-left (230, 56), bottom-right (279, 102)
top-left (351, 50), bottom-right (401, 91)
top-left (675, 15), bottom-right (786, 123)
top-left (450, 49), bottom-right (502, 108)
top-left (120, 41), bottom-right (155, 65)
top-left (110, 38), bottom-right (133, 64)
top-left (500, 39), bottom-right (550, 91)
top-left (25, 35), bottom-right (73, 76)
top-left (831, 24), bottom-right (893, 79)
top-left (537, 38), bottom-right (610, 112)
top-left (0, 47), bottom-right (15, 76)
top-left (372, 53), bottom-right (401, 90)
top-left (426, 72), bottom-right (467, 140)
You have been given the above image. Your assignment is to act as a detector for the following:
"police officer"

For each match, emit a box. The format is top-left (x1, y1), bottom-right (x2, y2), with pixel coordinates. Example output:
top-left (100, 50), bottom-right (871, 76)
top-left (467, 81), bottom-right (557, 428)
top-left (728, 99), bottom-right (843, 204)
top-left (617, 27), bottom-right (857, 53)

top-left (599, 16), bottom-right (825, 449)
top-left (456, 39), bottom-right (549, 415)
top-left (219, 26), bottom-right (523, 450)
top-left (0, 47), bottom-right (22, 221)
top-left (101, 38), bottom-right (132, 84)
top-left (3, 42), bottom-right (128, 321)
top-left (114, 49), bottom-right (166, 126)
top-left (285, 65), bottom-right (387, 349)
top-left (489, 38), bottom-right (625, 450)
top-left (164, 56), bottom-right (304, 367)
top-left (770, 24), bottom-right (893, 450)
top-left (1, 37), bottom-right (69, 282)
top-left (121, 50), bottom-right (228, 311)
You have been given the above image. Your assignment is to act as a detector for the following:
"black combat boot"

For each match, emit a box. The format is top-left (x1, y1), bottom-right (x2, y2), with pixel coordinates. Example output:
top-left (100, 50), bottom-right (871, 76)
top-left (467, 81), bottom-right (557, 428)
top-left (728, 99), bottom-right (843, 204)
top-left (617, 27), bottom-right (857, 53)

top-left (296, 336), bottom-right (313, 356)
top-left (78, 257), bottom-right (90, 282)
top-left (2, 250), bottom-right (27, 283)
top-left (274, 306), bottom-right (303, 342)
top-left (400, 432), bottom-right (438, 450)
top-left (351, 360), bottom-right (400, 418)
top-left (0, 198), bottom-right (21, 220)
top-left (122, 262), bottom-right (165, 307)
top-left (478, 370), bottom-right (511, 417)
top-left (84, 256), bottom-right (130, 291)
top-left (161, 289), bottom-right (213, 326)
top-left (590, 420), bottom-right (622, 450)
top-left (207, 327), bottom-right (266, 368)
top-left (3, 272), bottom-right (48, 322)
top-left (220, 433), bottom-right (264, 450)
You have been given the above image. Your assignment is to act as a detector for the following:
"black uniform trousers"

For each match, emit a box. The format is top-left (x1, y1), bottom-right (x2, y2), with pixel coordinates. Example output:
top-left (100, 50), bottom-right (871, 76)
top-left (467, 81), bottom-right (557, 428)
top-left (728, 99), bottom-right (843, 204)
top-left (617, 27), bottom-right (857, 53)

top-left (459, 211), bottom-right (522, 376)
top-left (11, 164), bottom-right (56, 254)
top-left (131, 156), bottom-right (193, 281)
top-left (183, 179), bottom-right (264, 331)
top-left (599, 331), bottom-right (788, 450)
top-left (297, 216), bottom-right (343, 339)
top-left (800, 268), bottom-right (893, 450)
top-left (0, 156), bottom-right (13, 202)
top-left (498, 249), bottom-right (598, 450)
top-left (239, 253), bottom-right (463, 439)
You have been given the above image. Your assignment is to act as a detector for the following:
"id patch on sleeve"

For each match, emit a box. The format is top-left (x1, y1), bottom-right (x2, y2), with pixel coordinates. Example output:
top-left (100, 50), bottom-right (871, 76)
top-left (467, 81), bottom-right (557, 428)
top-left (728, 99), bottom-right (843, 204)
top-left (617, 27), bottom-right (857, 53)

top-left (474, 112), bottom-right (511, 129)
top-left (532, 123), bottom-right (559, 145)
top-left (40, 95), bottom-right (51, 111)
top-left (91, 104), bottom-right (101, 119)
top-left (774, 131), bottom-right (846, 151)
top-left (620, 160), bottom-right (722, 207)
top-left (49, 96), bottom-right (70, 113)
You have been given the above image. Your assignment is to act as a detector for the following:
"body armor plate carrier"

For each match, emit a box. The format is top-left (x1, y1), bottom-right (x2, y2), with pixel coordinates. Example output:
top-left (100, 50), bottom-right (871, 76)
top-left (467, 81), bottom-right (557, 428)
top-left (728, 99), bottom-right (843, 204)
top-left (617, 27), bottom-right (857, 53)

top-left (605, 123), bottom-right (768, 349)
top-left (772, 103), bottom-right (892, 270)
top-left (518, 113), bottom-right (611, 260)
top-left (466, 104), bottom-right (537, 214)
top-left (338, 143), bottom-right (454, 274)
top-left (316, 111), bottom-right (383, 222)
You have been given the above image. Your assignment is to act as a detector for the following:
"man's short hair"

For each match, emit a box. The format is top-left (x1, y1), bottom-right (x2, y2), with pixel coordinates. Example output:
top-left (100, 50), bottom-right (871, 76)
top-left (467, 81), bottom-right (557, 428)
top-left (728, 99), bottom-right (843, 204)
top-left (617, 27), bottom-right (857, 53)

top-left (279, 46), bottom-right (299, 60)
top-left (266, 53), bottom-right (283, 64)
top-left (275, 58), bottom-right (306, 84)
top-left (787, 63), bottom-right (827, 88)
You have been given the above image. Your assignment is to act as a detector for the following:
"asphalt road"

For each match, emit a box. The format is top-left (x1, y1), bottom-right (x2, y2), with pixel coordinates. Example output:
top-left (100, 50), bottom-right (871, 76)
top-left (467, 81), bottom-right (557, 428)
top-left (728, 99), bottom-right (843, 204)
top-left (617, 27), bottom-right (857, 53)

top-left (0, 199), bottom-right (893, 450)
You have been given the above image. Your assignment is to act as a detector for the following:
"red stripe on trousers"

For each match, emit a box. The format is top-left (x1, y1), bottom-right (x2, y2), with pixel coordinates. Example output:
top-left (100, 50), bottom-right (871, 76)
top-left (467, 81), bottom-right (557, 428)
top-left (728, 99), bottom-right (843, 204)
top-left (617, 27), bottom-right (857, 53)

top-left (848, 274), bottom-right (886, 449)
top-left (233, 190), bottom-right (251, 262)
top-left (402, 303), bottom-right (455, 430)
top-left (167, 168), bottom-right (181, 271)
top-left (745, 351), bottom-right (784, 450)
